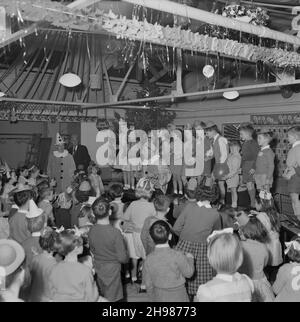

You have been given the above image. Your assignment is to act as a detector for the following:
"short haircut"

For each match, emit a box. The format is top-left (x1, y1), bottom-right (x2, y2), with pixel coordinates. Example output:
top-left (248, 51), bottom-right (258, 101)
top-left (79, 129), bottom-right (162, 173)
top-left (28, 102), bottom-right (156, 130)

top-left (208, 233), bottom-right (243, 274)
top-left (240, 216), bottom-right (269, 243)
top-left (153, 195), bottom-right (171, 212)
top-left (287, 126), bottom-right (300, 139)
top-left (109, 183), bottom-right (123, 199)
top-left (14, 190), bottom-right (32, 207)
top-left (92, 197), bottom-right (110, 220)
top-left (239, 124), bottom-right (255, 136)
top-left (286, 237), bottom-right (300, 263)
top-left (54, 230), bottom-right (83, 257)
top-left (39, 227), bottom-right (58, 253)
top-left (149, 220), bottom-right (170, 245)
top-left (27, 214), bottom-right (46, 233)
top-left (258, 131), bottom-right (273, 143)
top-left (39, 187), bottom-right (53, 200)
top-left (229, 140), bottom-right (241, 149)
top-left (205, 125), bottom-right (220, 134)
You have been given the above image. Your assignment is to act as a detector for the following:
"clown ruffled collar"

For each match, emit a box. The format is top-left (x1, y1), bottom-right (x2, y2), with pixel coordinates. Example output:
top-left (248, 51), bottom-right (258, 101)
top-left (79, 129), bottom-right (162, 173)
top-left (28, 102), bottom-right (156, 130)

top-left (53, 150), bottom-right (69, 158)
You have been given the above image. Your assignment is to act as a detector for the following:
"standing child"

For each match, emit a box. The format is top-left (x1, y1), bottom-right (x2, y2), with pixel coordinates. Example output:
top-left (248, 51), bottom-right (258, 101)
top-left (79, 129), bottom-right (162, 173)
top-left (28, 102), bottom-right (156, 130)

top-left (195, 229), bottom-right (254, 302)
top-left (28, 227), bottom-right (58, 302)
top-left (109, 183), bottom-right (125, 226)
top-left (204, 121), bottom-right (229, 206)
top-left (9, 184), bottom-right (32, 244)
top-left (17, 166), bottom-right (29, 185)
top-left (254, 191), bottom-right (283, 273)
top-left (224, 141), bottom-right (242, 209)
top-left (143, 220), bottom-right (194, 302)
top-left (38, 187), bottom-right (55, 226)
top-left (173, 188), bottom-right (221, 299)
top-left (27, 166), bottom-right (40, 188)
top-left (239, 124), bottom-right (260, 208)
top-left (49, 229), bottom-right (99, 302)
top-left (141, 195), bottom-right (172, 256)
top-left (273, 237), bottom-right (300, 302)
top-left (283, 126), bottom-right (300, 219)
top-left (169, 136), bottom-right (184, 195)
top-left (88, 162), bottom-right (104, 198)
top-left (122, 178), bottom-right (156, 284)
top-left (255, 130), bottom-right (275, 192)
top-left (88, 197), bottom-right (129, 302)
top-left (237, 214), bottom-right (274, 302)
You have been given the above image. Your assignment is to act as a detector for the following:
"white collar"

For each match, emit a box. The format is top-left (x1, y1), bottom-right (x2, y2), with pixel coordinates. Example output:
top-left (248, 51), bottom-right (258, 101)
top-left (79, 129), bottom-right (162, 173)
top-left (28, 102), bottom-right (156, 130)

top-left (18, 209), bottom-right (29, 215)
top-left (156, 244), bottom-right (170, 249)
top-left (216, 274), bottom-right (234, 282)
top-left (53, 150), bottom-right (68, 158)
top-left (292, 141), bottom-right (300, 148)
top-left (213, 134), bottom-right (220, 142)
top-left (261, 145), bottom-right (270, 151)
top-left (43, 199), bottom-right (50, 204)
top-left (197, 201), bottom-right (212, 209)
top-left (32, 232), bottom-right (41, 237)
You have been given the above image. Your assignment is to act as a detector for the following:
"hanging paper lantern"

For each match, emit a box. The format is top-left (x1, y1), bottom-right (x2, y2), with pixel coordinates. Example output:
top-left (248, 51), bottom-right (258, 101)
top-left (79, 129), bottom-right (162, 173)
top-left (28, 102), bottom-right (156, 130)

top-left (202, 65), bottom-right (215, 78)
top-left (59, 73), bottom-right (81, 88)
top-left (223, 90), bottom-right (239, 100)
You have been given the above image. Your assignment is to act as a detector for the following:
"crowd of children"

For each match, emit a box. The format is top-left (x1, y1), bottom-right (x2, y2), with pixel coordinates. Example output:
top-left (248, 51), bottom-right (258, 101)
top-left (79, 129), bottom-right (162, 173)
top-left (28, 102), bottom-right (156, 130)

top-left (0, 122), bottom-right (300, 302)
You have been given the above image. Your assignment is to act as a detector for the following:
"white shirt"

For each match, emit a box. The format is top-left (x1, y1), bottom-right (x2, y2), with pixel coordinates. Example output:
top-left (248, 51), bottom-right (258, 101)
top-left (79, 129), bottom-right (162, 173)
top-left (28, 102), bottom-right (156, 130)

top-left (213, 134), bottom-right (228, 163)
top-left (197, 201), bottom-right (212, 209)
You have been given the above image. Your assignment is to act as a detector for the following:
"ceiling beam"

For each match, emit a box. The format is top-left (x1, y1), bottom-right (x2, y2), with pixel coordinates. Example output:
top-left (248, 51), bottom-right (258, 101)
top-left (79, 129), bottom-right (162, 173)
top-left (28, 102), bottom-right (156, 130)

top-left (67, 0), bottom-right (103, 10)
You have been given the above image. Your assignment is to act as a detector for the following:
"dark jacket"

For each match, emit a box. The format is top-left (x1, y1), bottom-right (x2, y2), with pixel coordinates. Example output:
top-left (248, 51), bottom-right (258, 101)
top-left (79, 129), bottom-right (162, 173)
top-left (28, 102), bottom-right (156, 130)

top-left (71, 144), bottom-right (91, 170)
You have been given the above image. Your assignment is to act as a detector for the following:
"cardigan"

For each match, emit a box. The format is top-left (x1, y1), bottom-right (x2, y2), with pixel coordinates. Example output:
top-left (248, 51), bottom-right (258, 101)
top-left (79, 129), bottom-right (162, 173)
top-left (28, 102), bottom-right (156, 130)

top-left (255, 146), bottom-right (275, 181)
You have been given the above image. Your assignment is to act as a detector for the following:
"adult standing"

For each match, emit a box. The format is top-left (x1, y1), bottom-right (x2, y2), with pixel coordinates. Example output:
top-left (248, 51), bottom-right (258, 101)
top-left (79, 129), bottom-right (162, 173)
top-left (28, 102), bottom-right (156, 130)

top-left (70, 134), bottom-right (91, 171)
top-left (48, 134), bottom-right (76, 193)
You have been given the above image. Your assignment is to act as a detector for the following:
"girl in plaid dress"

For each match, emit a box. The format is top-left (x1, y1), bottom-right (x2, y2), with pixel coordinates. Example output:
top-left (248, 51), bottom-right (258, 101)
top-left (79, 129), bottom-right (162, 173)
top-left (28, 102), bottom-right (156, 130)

top-left (173, 188), bottom-right (221, 299)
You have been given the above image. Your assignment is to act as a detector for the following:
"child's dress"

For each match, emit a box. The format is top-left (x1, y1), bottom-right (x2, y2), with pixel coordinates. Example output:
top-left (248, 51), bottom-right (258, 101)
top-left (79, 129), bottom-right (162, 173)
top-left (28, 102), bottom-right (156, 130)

top-left (89, 173), bottom-right (104, 197)
top-left (273, 262), bottom-right (300, 302)
top-left (173, 202), bottom-right (221, 296)
top-left (143, 245), bottom-right (194, 302)
top-left (195, 273), bottom-right (254, 302)
top-left (226, 152), bottom-right (241, 189)
top-left (256, 212), bottom-right (283, 267)
top-left (239, 239), bottom-right (274, 302)
top-left (123, 199), bottom-right (156, 259)
top-left (54, 193), bottom-right (73, 229)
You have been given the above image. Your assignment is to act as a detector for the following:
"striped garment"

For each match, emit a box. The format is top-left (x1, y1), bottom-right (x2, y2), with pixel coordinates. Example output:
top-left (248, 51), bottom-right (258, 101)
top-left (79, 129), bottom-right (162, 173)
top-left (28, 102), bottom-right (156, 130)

top-left (195, 273), bottom-right (254, 302)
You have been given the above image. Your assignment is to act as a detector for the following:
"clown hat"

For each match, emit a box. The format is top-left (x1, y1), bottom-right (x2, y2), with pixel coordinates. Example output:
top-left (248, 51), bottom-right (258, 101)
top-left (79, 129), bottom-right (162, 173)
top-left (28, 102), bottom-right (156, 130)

top-left (26, 199), bottom-right (44, 219)
top-left (55, 133), bottom-right (65, 146)
top-left (0, 239), bottom-right (25, 277)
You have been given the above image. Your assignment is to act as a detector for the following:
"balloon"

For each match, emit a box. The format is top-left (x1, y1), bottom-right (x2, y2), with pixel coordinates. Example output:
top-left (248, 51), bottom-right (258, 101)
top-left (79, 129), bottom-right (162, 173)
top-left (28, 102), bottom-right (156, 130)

top-left (213, 163), bottom-right (229, 180)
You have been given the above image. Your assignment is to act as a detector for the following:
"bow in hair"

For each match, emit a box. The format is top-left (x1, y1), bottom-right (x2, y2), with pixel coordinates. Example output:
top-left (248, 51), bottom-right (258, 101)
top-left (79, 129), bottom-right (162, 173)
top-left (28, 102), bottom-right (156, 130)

top-left (207, 228), bottom-right (234, 244)
top-left (284, 237), bottom-right (300, 255)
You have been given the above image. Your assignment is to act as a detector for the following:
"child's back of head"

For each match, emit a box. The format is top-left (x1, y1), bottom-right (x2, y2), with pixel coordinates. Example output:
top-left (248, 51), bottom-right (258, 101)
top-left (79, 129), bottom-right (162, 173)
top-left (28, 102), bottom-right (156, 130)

top-left (240, 216), bottom-right (269, 244)
top-left (153, 195), bottom-right (171, 213)
top-left (149, 220), bottom-right (170, 245)
top-left (109, 183), bottom-right (123, 200)
top-left (39, 227), bottom-right (58, 253)
top-left (92, 197), bottom-right (110, 221)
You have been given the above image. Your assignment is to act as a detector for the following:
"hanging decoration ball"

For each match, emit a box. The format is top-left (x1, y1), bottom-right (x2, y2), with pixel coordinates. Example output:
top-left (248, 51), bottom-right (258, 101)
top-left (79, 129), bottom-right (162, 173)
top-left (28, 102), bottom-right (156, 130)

top-left (59, 73), bottom-right (81, 88)
top-left (202, 65), bottom-right (215, 78)
top-left (223, 90), bottom-right (239, 100)
top-left (213, 163), bottom-right (229, 180)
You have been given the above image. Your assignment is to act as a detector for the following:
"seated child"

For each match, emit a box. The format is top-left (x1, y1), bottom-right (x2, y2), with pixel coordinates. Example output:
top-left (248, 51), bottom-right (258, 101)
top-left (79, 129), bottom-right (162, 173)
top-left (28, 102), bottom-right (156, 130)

top-left (53, 186), bottom-right (73, 229)
top-left (273, 237), bottom-right (300, 302)
top-left (195, 229), bottom-right (254, 302)
top-left (141, 194), bottom-right (172, 256)
top-left (49, 229), bottom-right (99, 302)
top-left (17, 166), bottom-right (29, 185)
top-left (78, 204), bottom-right (95, 229)
top-left (88, 162), bottom-right (104, 198)
top-left (28, 227), bottom-right (58, 302)
top-left (254, 131), bottom-right (275, 192)
top-left (27, 166), bottom-right (40, 188)
top-left (38, 187), bottom-right (55, 226)
top-left (88, 197), bottom-right (129, 302)
top-left (143, 220), bottom-right (194, 302)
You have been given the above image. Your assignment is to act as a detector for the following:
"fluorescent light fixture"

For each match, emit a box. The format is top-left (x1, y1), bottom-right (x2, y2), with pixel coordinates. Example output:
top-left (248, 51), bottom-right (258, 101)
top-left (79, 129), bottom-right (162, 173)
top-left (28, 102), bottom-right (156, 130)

top-left (59, 73), bottom-right (81, 88)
